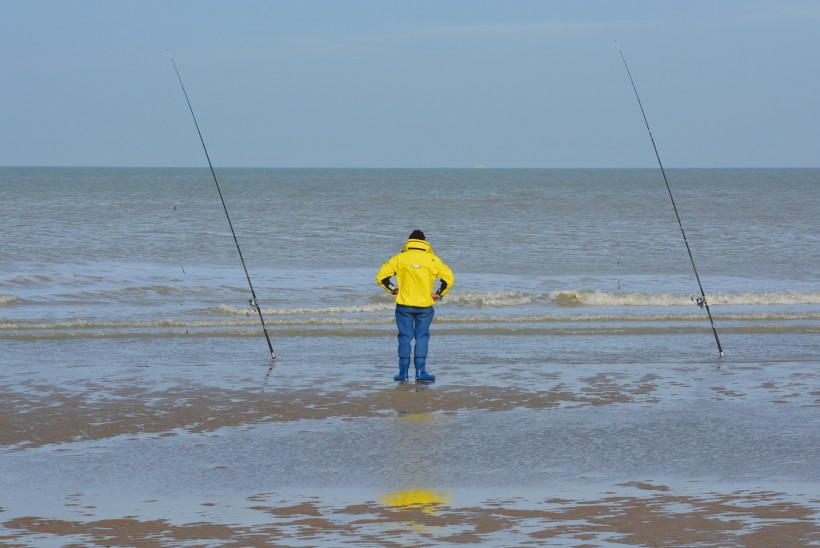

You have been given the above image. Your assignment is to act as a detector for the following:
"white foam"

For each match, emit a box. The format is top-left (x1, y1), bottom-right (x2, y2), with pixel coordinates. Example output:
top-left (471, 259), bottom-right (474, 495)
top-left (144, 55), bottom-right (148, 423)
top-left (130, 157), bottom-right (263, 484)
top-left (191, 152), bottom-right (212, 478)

top-left (549, 290), bottom-right (820, 307)
top-left (211, 303), bottom-right (394, 316)
top-left (0, 294), bottom-right (20, 306)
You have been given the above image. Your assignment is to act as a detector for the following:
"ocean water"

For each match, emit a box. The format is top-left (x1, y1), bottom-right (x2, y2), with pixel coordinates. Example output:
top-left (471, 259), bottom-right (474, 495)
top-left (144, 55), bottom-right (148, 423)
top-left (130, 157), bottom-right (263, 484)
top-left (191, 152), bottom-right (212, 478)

top-left (2, 167), bottom-right (819, 545)
top-left (1, 167), bottom-right (818, 365)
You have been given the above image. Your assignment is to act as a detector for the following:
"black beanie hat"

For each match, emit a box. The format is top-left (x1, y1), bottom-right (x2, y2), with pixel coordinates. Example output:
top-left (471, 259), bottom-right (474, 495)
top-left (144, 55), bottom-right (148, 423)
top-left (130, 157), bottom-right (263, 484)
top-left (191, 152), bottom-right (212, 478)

top-left (409, 229), bottom-right (425, 241)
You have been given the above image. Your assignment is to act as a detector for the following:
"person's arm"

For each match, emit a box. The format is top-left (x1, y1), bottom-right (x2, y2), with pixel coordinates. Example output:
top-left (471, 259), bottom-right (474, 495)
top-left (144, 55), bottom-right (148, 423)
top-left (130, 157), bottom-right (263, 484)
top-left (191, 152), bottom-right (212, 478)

top-left (382, 277), bottom-right (398, 295)
top-left (434, 261), bottom-right (454, 299)
top-left (376, 258), bottom-right (399, 294)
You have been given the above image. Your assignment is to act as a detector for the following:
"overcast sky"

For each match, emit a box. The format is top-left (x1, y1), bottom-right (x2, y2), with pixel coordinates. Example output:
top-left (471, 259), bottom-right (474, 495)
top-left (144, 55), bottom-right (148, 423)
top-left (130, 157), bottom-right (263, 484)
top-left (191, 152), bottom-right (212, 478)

top-left (1, 1), bottom-right (818, 168)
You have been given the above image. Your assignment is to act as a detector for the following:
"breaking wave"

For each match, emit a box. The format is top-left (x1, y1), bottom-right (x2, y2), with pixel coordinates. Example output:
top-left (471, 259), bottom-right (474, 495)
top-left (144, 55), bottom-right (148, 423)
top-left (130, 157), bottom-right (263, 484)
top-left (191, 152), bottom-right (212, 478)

top-left (549, 290), bottom-right (820, 307)
top-left (201, 291), bottom-right (820, 317)
top-left (0, 294), bottom-right (20, 306)
top-left (3, 287), bottom-right (818, 340)
top-left (444, 291), bottom-right (543, 307)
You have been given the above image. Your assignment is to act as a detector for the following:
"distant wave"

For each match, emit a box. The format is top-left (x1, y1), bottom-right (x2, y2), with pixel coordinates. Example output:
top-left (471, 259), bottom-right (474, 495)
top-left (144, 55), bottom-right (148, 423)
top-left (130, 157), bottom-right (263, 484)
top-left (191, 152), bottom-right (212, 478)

top-left (0, 294), bottom-right (20, 306)
top-left (0, 274), bottom-right (53, 286)
top-left (211, 303), bottom-right (395, 316)
top-left (60, 285), bottom-right (222, 300)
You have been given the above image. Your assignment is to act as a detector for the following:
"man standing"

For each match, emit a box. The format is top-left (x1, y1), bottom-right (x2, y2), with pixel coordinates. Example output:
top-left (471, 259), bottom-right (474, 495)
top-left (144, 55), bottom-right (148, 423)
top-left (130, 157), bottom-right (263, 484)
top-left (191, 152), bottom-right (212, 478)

top-left (376, 230), bottom-right (454, 383)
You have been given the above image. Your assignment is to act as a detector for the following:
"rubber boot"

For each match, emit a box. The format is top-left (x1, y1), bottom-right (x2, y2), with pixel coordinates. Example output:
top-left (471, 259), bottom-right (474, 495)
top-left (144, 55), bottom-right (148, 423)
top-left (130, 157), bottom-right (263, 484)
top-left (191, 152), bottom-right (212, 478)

top-left (394, 358), bottom-right (410, 382)
top-left (414, 357), bottom-right (435, 383)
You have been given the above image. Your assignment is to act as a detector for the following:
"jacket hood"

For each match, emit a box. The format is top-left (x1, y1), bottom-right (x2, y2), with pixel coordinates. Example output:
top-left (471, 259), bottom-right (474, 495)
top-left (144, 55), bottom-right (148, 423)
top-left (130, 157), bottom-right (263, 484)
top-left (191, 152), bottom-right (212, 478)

top-left (402, 238), bottom-right (433, 253)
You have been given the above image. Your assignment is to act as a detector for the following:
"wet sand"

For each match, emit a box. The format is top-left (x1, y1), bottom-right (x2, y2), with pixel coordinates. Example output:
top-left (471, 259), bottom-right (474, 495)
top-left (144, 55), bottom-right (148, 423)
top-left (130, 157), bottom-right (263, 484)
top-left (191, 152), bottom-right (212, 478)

top-left (2, 486), bottom-right (818, 547)
top-left (2, 346), bottom-right (818, 547)
top-left (1, 378), bottom-right (657, 450)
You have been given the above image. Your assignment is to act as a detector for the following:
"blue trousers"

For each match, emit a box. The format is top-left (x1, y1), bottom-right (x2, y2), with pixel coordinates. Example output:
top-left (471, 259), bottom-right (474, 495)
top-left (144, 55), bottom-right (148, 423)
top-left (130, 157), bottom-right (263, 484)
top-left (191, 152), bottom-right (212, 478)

top-left (395, 304), bottom-right (435, 359)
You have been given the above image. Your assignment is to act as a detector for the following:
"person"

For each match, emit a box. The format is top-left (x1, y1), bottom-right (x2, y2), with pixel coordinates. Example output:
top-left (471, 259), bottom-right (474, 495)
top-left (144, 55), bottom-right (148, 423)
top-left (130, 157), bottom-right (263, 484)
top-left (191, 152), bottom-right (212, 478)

top-left (376, 230), bottom-right (454, 382)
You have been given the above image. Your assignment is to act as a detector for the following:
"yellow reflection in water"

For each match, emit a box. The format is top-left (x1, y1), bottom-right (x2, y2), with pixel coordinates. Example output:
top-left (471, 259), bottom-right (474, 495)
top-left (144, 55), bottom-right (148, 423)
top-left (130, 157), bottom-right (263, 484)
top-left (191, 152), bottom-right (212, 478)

top-left (379, 489), bottom-right (452, 513)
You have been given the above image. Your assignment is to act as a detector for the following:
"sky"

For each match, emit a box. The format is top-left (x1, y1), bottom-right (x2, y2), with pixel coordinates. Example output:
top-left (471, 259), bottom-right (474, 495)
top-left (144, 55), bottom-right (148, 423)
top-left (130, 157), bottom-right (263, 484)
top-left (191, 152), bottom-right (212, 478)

top-left (1, 0), bottom-right (819, 168)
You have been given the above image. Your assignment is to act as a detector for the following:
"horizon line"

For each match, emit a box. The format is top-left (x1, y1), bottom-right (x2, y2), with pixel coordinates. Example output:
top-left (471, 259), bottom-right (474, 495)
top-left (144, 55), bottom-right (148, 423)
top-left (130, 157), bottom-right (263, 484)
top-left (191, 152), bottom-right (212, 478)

top-left (3, 165), bottom-right (819, 170)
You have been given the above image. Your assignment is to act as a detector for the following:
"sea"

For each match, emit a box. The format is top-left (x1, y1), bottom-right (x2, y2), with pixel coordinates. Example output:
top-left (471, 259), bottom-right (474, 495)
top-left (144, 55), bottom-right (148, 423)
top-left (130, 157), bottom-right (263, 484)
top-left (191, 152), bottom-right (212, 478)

top-left (1, 167), bottom-right (819, 546)
top-left (2, 167), bottom-right (818, 363)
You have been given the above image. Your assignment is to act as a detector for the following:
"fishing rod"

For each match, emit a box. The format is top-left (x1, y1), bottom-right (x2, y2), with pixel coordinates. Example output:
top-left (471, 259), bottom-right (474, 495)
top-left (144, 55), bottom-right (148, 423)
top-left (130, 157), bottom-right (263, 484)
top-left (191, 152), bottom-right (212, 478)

top-left (169, 52), bottom-right (276, 360)
top-left (616, 43), bottom-right (724, 358)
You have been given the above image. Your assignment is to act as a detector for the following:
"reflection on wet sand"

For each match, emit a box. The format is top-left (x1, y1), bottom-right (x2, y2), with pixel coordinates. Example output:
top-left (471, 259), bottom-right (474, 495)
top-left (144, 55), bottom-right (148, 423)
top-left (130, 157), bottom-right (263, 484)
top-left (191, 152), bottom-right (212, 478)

top-left (0, 372), bottom-right (683, 449)
top-left (380, 488), bottom-right (452, 512)
top-left (379, 411), bottom-right (453, 533)
top-left (379, 488), bottom-right (453, 535)
top-left (2, 484), bottom-right (817, 546)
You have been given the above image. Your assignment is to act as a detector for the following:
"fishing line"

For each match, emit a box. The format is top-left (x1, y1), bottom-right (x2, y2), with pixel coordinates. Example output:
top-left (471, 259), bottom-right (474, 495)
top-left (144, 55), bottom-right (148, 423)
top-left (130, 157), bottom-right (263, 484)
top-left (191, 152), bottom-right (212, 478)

top-left (169, 52), bottom-right (276, 360)
top-left (616, 43), bottom-right (724, 358)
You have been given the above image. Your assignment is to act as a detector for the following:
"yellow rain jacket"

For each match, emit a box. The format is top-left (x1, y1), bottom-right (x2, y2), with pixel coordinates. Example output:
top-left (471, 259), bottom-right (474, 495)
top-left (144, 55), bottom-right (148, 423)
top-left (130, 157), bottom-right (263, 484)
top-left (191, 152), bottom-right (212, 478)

top-left (376, 239), bottom-right (454, 308)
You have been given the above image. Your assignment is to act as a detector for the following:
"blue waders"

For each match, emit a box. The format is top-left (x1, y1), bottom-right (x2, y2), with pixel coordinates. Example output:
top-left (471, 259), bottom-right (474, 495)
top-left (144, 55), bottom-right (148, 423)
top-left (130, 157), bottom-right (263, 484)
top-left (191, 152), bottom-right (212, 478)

top-left (395, 304), bottom-right (436, 382)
